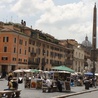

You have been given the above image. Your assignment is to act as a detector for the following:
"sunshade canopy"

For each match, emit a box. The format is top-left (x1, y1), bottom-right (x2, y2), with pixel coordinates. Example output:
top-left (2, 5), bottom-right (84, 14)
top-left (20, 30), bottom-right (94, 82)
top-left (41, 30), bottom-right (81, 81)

top-left (84, 72), bottom-right (93, 76)
top-left (13, 69), bottom-right (24, 73)
top-left (30, 69), bottom-right (40, 73)
top-left (13, 69), bottom-right (42, 73)
top-left (51, 65), bottom-right (75, 73)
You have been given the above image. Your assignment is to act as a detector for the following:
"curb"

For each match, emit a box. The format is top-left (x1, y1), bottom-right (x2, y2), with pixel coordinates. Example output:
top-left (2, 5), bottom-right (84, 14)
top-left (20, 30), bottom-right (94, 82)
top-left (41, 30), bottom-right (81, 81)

top-left (51, 88), bottom-right (98, 98)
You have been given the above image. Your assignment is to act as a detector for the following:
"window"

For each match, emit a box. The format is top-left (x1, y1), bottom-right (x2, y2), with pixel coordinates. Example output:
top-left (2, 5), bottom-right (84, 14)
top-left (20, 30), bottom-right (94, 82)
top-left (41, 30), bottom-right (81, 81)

top-left (47, 50), bottom-right (49, 56)
top-left (29, 39), bottom-right (32, 44)
top-left (13, 47), bottom-right (16, 53)
top-left (47, 45), bottom-right (49, 48)
top-left (29, 47), bottom-right (30, 52)
top-left (19, 39), bottom-right (23, 45)
top-left (32, 41), bottom-right (35, 45)
top-left (25, 50), bottom-right (26, 55)
top-left (79, 53), bottom-right (80, 57)
top-left (3, 37), bottom-right (9, 42)
top-left (36, 42), bottom-right (41, 47)
top-left (46, 59), bottom-right (48, 64)
top-left (37, 58), bottom-right (40, 63)
top-left (4, 46), bottom-right (7, 52)
top-left (25, 41), bottom-right (27, 46)
top-left (32, 48), bottom-right (34, 52)
top-left (2, 57), bottom-right (8, 60)
top-left (14, 38), bottom-right (16, 43)
top-left (42, 49), bottom-right (45, 55)
top-left (43, 44), bottom-right (45, 47)
top-left (24, 59), bottom-right (27, 62)
top-left (12, 58), bottom-right (16, 61)
top-left (50, 60), bottom-right (53, 64)
top-left (76, 52), bottom-right (77, 56)
top-left (18, 58), bottom-right (22, 62)
top-left (36, 48), bottom-right (40, 54)
top-left (19, 49), bottom-right (21, 54)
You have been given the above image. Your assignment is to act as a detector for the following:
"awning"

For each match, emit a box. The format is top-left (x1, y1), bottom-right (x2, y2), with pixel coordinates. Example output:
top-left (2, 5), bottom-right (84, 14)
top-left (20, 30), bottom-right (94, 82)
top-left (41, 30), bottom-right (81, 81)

top-left (84, 72), bottom-right (93, 76)
top-left (51, 65), bottom-right (75, 73)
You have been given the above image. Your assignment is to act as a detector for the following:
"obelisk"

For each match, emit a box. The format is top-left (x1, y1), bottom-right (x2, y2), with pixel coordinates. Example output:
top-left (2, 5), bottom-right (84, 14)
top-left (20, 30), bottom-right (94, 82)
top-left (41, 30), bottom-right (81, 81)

top-left (92, 3), bottom-right (97, 87)
top-left (92, 3), bottom-right (97, 49)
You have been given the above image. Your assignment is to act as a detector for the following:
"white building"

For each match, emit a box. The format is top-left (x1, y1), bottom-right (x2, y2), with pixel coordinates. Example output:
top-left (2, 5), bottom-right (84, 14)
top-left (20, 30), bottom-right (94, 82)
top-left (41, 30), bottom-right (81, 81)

top-left (73, 45), bottom-right (84, 72)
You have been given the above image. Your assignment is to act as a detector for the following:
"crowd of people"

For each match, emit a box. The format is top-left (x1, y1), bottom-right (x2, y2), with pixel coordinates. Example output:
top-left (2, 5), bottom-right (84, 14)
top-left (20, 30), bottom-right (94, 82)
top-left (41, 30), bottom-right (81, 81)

top-left (1, 70), bottom-right (97, 93)
top-left (70, 73), bottom-right (97, 90)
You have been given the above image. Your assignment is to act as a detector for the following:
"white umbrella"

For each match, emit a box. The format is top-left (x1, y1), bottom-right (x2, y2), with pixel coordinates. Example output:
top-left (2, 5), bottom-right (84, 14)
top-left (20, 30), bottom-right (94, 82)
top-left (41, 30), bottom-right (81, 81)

top-left (23, 69), bottom-right (31, 73)
top-left (13, 69), bottom-right (23, 73)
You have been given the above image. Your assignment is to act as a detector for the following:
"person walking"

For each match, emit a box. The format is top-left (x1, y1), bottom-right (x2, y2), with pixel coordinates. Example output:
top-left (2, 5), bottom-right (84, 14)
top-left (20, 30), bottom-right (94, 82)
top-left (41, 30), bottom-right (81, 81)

top-left (84, 77), bottom-right (90, 90)
top-left (45, 78), bottom-right (52, 92)
top-left (56, 79), bottom-right (62, 92)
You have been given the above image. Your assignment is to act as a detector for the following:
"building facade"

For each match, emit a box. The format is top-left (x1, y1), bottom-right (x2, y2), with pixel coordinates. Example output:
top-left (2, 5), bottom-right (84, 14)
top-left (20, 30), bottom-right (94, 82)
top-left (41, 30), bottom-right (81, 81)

top-left (0, 23), bottom-right (29, 76)
top-left (0, 21), bottom-right (74, 76)
top-left (73, 46), bottom-right (84, 72)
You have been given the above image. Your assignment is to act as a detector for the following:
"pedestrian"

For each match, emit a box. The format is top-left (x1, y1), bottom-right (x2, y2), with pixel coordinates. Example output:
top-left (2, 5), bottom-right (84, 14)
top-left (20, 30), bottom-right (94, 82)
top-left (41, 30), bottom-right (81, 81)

top-left (93, 76), bottom-right (97, 88)
top-left (4, 77), bottom-right (18, 90)
top-left (45, 78), bottom-right (52, 92)
top-left (84, 77), bottom-right (90, 90)
top-left (12, 77), bottom-right (18, 89)
top-left (55, 79), bottom-right (62, 92)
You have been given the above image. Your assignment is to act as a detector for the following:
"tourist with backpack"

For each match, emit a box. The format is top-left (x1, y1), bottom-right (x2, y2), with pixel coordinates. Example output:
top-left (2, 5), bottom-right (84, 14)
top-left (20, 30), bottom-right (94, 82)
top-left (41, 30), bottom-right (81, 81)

top-left (11, 77), bottom-right (18, 90)
top-left (4, 77), bottom-right (18, 90)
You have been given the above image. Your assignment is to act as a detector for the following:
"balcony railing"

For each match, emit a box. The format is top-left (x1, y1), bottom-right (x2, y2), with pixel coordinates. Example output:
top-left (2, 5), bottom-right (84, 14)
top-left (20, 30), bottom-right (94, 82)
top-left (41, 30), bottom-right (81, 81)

top-left (28, 61), bottom-right (39, 65)
top-left (30, 52), bottom-right (36, 57)
top-left (65, 60), bottom-right (73, 65)
top-left (51, 62), bottom-right (61, 66)
top-left (18, 62), bottom-right (27, 64)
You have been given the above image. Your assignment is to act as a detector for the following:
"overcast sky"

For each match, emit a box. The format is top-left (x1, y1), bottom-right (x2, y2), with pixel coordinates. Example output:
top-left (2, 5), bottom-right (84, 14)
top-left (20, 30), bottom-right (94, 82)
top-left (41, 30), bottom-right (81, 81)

top-left (0, 0), bottom-right (98, 47)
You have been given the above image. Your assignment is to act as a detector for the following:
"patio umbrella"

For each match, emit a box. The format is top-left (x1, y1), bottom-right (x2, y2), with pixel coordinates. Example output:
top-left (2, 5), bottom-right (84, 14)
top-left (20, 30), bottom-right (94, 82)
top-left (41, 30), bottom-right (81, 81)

top-left (13, 69), bottom-right (24, 73)
top-left (84, 72), bottom-right (93, 76)
top-left (30, 69), bottom-right (39, 73)
top-left (23, 69), bottom-right (31, 73)
top-left (51, 65), bottom-right (75, 73)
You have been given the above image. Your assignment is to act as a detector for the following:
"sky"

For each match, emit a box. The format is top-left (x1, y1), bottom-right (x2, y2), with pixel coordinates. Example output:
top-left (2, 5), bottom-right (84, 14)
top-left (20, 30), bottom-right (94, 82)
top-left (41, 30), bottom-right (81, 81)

top-left (0, 0), bottom-right (98, 47)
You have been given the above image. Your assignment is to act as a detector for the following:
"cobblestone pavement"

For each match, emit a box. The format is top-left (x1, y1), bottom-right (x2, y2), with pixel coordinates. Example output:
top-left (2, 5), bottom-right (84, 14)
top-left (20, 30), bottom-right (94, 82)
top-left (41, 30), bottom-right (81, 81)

top-left (0, 79), bottom-right (97, 98)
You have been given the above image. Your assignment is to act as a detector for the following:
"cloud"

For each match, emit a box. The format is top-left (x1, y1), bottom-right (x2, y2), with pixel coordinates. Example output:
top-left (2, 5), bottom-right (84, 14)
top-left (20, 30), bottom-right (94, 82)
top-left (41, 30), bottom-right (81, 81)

top-left (0, 0), bottom-right (15, 10)
top-left (11, 0), bottom-right (54, 16)
top-left (0, 5), bottom-right (5, 9)
top-left (0, 0), bottom-right (14, 3)
top-left (36, 2), bottom-right (88, 24)
top-left (35, 1), bottom-right (95, 43)
top-left (3, 0), bottom-right (98, 45)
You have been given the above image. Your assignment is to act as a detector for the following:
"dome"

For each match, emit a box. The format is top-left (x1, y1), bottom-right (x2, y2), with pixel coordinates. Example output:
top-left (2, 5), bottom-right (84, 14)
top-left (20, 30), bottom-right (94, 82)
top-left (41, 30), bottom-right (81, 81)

top-left (82, 36), bottom-right (92, 47)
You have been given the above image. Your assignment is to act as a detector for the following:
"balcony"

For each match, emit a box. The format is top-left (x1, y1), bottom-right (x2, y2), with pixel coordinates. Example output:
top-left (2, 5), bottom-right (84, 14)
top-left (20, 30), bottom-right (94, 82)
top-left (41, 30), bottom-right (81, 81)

top-left (41, 61), bottom-right (46, 65)
top-left (51, 62), bottom-right (60, 66)
top-left (30, 52), bottom-right (36, 57)
top-left (18, 62), bottom-right (27, 64)
top-left (65, 60), bottom-right (73, 65)
top-left (66, 53), bottom-right (73, 58)
top-left (28, 61), bottom-right (39, 65)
